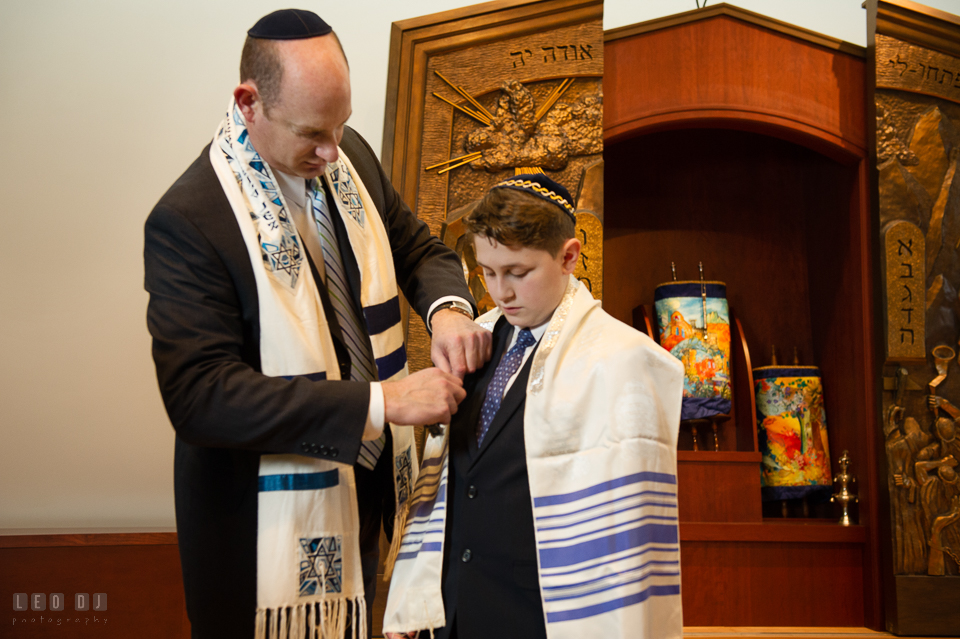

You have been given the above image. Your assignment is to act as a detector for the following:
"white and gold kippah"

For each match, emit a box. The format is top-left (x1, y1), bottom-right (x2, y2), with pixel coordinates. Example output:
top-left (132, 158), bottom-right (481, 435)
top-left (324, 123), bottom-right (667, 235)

top-left (493, 173), bottom-right (576, 221)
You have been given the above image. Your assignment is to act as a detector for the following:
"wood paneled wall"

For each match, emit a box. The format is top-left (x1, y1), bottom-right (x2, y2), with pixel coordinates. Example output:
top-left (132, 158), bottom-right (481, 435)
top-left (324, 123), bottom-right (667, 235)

top-left (1, 532), bottom-right (189, 639)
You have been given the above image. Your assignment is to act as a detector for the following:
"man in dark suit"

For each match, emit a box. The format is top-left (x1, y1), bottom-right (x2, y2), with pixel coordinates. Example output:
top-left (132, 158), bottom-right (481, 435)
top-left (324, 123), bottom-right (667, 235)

top-left (144, 10), bottom-right (490, 638)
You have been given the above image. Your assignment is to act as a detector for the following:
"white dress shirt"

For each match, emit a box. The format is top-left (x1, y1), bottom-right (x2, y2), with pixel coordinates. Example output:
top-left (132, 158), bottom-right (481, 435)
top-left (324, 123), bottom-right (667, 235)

top-left (503, 322), bottom-right (548, 395)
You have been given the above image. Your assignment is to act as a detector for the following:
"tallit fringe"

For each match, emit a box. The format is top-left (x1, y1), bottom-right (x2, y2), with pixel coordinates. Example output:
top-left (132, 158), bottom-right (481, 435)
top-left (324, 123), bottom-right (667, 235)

top-left (254, 597), bottom-right (366, 639)
top-left (382, 505), bottom-right (409, 582)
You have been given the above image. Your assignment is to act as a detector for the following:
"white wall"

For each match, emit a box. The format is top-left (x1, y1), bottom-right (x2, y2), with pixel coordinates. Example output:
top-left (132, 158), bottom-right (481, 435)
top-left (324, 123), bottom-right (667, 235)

top-left (2, 0), bottom-right (959, 530)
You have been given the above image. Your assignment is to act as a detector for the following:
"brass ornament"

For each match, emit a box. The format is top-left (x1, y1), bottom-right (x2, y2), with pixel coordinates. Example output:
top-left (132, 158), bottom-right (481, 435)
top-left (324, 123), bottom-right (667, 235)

top-left (831, 450), bottom-right (859, 526)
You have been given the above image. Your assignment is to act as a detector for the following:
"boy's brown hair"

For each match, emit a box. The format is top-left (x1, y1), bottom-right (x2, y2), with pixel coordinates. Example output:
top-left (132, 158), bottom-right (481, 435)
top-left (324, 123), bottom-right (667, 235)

top-left (464, 185), bottom-right (576, 257)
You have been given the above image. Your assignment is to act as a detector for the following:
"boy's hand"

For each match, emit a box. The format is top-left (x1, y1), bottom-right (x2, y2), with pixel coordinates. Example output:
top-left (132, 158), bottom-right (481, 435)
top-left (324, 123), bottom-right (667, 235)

top-left (431, 309), bottom-right (493, 379)
top-left (382, 368), bottom-right (466, 425)
top-left (385, 633), bottom-right (419, 639)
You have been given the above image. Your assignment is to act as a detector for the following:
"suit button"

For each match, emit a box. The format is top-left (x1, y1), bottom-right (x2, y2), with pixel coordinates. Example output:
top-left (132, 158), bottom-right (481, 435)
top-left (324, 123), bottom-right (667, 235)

top-left (318, 444), bottom-right (327, 451)
top-left (461, 549), bottom-right (472, 563)
top-left (301, 442), bottom-right (310, 452)
top-left (310, 444), bottom-right (319, 454)
top-left (330, 448), bottom-right (339, 458)
top-left (467, 485), bottom-right (477, 499)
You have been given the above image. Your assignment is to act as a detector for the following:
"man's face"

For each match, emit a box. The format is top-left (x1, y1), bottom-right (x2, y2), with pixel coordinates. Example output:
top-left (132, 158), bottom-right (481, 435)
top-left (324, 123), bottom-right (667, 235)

top-left (243, 37), bottom-right (352, 179)
top-left (474, 235), bottom-right (579, 329)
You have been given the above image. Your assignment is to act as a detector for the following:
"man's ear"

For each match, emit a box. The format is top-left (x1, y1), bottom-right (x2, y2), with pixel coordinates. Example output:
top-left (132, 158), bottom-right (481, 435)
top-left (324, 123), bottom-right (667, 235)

top-left (558, 237), bottom-right (582, 275)
top-left (234, 83), bottom-right (260, 123)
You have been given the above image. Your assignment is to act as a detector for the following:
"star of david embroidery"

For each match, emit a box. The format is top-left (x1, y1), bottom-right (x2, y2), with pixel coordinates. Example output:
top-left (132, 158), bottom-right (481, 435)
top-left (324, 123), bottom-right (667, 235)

top-left (395, 447), bottom-right (413, 507)
top-left (299, 535), bottom-right (343, 596)
top-left (261, 235), bottom-right (302, 288)
top-left (329, 165), bottom-right (365, 228)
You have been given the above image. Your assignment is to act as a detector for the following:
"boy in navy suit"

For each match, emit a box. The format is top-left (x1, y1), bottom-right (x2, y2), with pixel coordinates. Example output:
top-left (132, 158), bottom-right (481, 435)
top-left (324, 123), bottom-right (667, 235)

top-left (385, 175), bottom-right (684, 639)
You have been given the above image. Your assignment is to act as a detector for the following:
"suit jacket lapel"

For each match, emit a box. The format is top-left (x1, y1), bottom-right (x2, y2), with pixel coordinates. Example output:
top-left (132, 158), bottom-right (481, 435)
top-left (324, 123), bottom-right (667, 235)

top-left (456, 317), bottom-right (513, 463)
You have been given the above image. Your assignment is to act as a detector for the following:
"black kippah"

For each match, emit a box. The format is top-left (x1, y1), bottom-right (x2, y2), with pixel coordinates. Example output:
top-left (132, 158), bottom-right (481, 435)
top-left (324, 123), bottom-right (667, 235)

top-left (248, 9), bottom-right (332, 40)
top-left (493, 173), bottom-right (577, 221)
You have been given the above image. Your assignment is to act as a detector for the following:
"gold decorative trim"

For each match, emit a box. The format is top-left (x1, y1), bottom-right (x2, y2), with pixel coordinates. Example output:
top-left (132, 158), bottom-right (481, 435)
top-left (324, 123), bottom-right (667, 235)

top-left (495, 177), bottom-right (576, 216)
top-left (528, 276), bottom-right (580, 396)
top-left (876, 0), bottom-right (960, 60)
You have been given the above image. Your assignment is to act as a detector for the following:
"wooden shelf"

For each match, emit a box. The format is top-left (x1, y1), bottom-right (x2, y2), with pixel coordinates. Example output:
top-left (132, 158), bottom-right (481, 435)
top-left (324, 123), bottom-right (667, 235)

top-left (681, 521), bottom-right (866, 543)
top-left (0, 531), bottom-right (178, 548)
top-left (678, 451), bottom-right (761, 463)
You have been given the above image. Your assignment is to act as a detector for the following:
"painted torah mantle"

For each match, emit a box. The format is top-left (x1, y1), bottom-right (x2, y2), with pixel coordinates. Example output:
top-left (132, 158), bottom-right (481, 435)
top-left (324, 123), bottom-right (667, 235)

top-left (654, 281), bottom-right (732, 421)
top-left (753, 366), bottom-right (832, 500)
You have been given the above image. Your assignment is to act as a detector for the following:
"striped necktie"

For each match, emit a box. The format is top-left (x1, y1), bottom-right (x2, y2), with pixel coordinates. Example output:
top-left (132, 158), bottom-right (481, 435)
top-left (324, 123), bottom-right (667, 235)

top-left (310, 178), bottom-right (385, 471)
top-left (477, 328), bottom-right (536, 446)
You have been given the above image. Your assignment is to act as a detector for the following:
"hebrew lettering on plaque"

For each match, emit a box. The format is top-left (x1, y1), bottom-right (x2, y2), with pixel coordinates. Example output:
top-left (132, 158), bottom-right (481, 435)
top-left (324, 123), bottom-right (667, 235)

top-left (877, 35), bottom-right (960, 104)
top-left (423, 20), bottom-right (604, 314)
top-left (884, 221), bottom-right (926, 362)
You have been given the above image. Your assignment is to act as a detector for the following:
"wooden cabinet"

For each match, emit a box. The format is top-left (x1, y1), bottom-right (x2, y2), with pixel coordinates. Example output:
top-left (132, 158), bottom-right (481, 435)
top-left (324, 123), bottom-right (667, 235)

top-left (603, 5), bottom-right (882, 629)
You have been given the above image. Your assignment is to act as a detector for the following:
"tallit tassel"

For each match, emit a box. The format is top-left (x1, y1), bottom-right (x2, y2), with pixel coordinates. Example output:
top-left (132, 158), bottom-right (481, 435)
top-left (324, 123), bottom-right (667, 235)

top-left (279, 606), bottom-right (288, 638)
top-left (382, 506), bottom-right (410, 581)
top-left (255, 608), bottom-right (267, 639)
top-left (269, 606), bottom-right (279, 639)
top-left (291, 604), bottom-right (306, 639)
top-left (308, 601), bottom-right (317, 638)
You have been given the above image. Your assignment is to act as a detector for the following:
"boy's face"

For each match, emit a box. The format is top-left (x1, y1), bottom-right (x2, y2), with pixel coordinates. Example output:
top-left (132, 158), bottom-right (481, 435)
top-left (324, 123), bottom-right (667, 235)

top-left (474, 235), bottom-right (581, 329)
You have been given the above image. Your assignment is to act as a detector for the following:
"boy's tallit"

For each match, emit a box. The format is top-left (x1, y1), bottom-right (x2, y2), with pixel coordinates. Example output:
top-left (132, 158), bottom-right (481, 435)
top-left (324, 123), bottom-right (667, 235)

top-left (384, 277), bottom-right (684, 638)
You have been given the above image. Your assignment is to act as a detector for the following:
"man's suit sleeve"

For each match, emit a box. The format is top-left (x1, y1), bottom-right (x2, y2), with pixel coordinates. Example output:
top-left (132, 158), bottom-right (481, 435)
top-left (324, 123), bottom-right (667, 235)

top-left (144, 203), bottom-right (368, 463)
top-left (346, 131), bottom-right (473, 320)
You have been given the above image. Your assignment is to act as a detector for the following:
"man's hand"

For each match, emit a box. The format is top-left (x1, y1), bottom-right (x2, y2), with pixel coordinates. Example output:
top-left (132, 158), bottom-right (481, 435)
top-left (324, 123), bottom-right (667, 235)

top-left (383, 368), bottom-right (466, 426)
top-left (431, 309), bottom-right (493, 379)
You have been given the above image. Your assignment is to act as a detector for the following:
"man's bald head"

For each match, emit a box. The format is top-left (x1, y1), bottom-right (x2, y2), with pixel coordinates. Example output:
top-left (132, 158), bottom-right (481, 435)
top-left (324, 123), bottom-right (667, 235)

top-left (234, 32), bottom-right (353, 179)
top-left (239, 32), bottom-right (348, 115)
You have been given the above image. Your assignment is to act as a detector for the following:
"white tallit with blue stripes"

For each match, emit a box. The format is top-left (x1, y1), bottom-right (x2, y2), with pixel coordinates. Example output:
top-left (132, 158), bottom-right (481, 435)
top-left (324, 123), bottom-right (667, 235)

top-left (384, 277), bottom-right (684, 638)
top-left (210, 100), bottom-right (417, 639)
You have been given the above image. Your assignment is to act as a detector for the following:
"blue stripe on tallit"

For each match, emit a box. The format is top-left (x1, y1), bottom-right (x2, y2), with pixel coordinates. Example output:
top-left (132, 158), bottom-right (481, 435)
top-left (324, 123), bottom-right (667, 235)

top-left (540, 515), bottom-right (678, 545)
top-left (538, 503), bottom-right (677, 532)
top-left (281, 371), bottom-right (327, 381)
top-left (406, 508), bottom-right (446, 525)
top-left (413, 483), bottom-right (446, 518)
top-left (538, 523), bottom-right (679, 569)
top-left (545, 584), bottom-right (681, 623)
top-left (258, 469), bottom-right (339, 492)
top-left (396, 542), bottom-right (442, 561)
top-left (541, 544), bottom-right (680, 578)
top-left (400, 530), bottom-right (445, 546)
top-left (542, 559), bottom-right (680, 595)
top-left (535, 489), bottom-right (677, 522)
top-left (376, 344), bottom-right (407, 380)
top-left (363, 296), bottom-right (402, 336)
top-left (533, 472), bottom-right (677, 508)
top-left (545, 571), bottom-right (680, 603)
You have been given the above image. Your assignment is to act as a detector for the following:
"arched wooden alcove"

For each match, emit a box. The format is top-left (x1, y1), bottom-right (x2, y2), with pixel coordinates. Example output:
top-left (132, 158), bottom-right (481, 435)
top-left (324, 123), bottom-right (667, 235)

top-left (603, 5), bottom-right (883, 630)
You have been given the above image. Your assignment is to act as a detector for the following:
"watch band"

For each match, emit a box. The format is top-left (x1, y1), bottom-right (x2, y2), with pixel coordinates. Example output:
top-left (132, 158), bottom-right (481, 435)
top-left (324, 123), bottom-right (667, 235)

top-left (430, 300), bottom-right (474, 323)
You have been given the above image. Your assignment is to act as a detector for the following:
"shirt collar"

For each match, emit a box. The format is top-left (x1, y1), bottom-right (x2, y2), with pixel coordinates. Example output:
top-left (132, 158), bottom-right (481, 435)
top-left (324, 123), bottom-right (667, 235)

top-left (273, 169), bottom-right (308, 211)
top-left (508, 320), bottom-right (549, 350)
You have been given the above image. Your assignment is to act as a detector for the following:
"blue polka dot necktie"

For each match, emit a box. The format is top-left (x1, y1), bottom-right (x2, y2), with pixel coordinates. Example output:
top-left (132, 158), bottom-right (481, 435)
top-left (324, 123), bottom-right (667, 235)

top-left (477, 328), bottom-right (536, 446)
